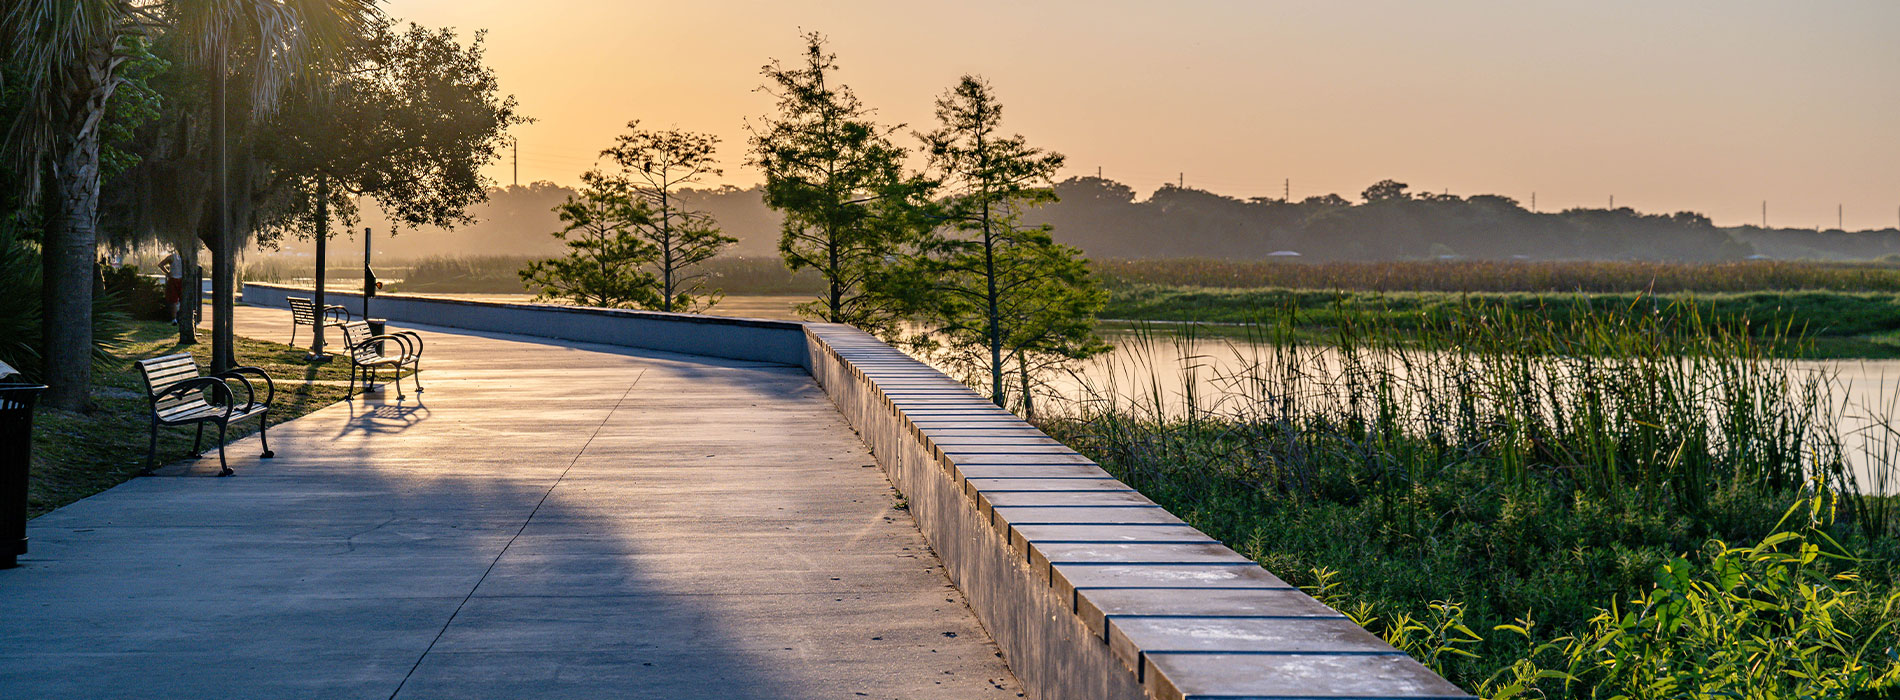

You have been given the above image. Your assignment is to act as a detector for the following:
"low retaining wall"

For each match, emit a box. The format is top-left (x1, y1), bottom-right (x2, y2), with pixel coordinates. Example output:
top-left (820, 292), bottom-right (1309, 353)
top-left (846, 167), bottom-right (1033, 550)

top-left (241, 284), bottom-right (1470, 699)
top-left (241, 283), bottom-right (807, 366)
top-left (803, 324), bottom-right (1471, 700)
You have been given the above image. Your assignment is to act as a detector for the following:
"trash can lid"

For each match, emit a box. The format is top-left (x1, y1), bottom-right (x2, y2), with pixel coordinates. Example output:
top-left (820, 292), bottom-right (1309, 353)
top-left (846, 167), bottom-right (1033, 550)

top-left (0, 359), bottom-right (17, 382)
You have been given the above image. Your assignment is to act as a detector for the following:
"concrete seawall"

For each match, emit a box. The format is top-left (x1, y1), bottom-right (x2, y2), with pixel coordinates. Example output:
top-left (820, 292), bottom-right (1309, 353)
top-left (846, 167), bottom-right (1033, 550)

top-left (243, 283), bottom-right (1471, 700)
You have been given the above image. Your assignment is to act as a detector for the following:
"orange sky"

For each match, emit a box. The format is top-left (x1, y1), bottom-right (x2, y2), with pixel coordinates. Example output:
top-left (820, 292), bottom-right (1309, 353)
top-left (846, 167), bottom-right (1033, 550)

top-left (393, 0), bottom-right (1899, 230)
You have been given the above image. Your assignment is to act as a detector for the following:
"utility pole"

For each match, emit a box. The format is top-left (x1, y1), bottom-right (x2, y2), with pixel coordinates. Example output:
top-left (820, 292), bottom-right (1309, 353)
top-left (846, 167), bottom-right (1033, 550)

top-left (511, 136), bottom-right (519, 187)
top-left (1096, 165), bottom-right (1102, 179)
top-left (1609, 194), bottom-right (1615, 209)
top-left (1762, 200), bottom-right (1767, 228)
top-left (1178, 172), bottom-right (1184, 189)
top-left (1531, 192), bottom-right (1536, 212)
top-left (1284, 178), bottom-right (1290, 201)
top-left (1839, 204), bottom-right (1844, 230)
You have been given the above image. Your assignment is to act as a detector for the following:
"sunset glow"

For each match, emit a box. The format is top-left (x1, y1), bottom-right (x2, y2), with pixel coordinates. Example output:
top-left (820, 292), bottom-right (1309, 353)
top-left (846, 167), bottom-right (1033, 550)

top-left (397, 0), bottom-right (1900, 229)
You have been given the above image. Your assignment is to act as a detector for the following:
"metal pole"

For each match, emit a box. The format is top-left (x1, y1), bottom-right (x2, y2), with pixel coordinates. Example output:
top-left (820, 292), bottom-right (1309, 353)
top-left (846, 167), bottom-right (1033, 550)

top-left (307, 174), bottom-right (330, 360)
top-left (363, 226), bottom-right (373, 319)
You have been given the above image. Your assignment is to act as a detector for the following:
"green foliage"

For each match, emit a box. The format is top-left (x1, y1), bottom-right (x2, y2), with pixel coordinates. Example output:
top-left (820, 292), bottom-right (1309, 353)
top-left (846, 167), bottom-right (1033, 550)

top-left (1038, 304), bottom-right (1900, 691)
top-left (518, 172), bottom-right (659, 309)
top-left (260, 20), bottom-right (521, 243)
top-left (599, 121), bottom-right (736, 312)
top-left (1479, 495), bottom-right (1900, 699)
top-left (100, 264), bottom-right (166, 320)
top-left (748, 32), bottom-right (924, 332)
top-left (890, 76), bottom-right (1105, 410)
top-left (98, 38), bottom-right (167, 183)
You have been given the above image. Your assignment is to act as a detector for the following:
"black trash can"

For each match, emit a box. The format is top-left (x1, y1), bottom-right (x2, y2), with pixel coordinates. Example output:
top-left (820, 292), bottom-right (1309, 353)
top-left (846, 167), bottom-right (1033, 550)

top-left (0, 382), bottom-right (46, 569)
top-left (366, 318), bottom-right (387, 355)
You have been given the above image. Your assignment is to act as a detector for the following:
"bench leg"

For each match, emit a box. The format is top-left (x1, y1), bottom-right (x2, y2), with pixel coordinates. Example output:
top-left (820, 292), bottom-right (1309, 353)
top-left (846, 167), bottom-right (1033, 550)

top-left (215, 422), bottom-right (232, 477)
top-left (290, 322), bottom-right (297, 348)
top-left (259, 410), bottom-right (275, 459)
top-left (191, 423), bottom-right (205, 458)
top-left (144, 421), bottom-right (158, 474)
top-left (348, 364), bottom-right (358, 399)
top-left (409, 360), bottom-right (424, 394)
top-left (393, 366), bottom-right (405, 400)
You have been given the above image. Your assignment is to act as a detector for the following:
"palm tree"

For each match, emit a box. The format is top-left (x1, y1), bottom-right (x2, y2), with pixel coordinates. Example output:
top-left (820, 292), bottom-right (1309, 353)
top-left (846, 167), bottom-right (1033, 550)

top-left (2, 0), bottom-right (378, 409)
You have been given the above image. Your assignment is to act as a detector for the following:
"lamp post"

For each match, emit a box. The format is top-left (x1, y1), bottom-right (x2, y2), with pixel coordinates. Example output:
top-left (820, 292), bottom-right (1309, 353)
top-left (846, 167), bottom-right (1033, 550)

top-left (305, 174), bottom-right (332, 361)
top-left (363, 226), bottom-right (375, 319)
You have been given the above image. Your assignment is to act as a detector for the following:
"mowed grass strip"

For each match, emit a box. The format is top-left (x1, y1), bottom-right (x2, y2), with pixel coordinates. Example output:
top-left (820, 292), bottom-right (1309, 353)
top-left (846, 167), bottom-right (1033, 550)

top-left (27, 320), bottom-right (405, 517)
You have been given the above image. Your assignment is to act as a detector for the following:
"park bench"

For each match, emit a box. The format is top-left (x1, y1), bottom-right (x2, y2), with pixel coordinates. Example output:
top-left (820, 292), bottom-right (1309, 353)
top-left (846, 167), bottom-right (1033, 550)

top-left (136, 354), bottom-right (276, 477)
top-left (286, 296), bottom-right (353, 346)
top-left (336, 320), bottom-right (425, 399)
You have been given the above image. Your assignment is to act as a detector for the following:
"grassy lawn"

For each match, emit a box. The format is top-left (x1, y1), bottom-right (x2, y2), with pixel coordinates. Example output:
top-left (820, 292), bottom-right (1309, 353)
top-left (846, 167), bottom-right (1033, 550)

top-left (27, 320), bottom-right (396, 517)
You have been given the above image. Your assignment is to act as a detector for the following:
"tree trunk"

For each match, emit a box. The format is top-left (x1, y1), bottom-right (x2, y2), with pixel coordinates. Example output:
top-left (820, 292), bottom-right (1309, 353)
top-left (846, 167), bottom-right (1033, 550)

top-left (175, 243), bottom-right (199, 344)
top-left (660, 188), bottom-right (673, 312)
top-left (984, 212), bottom-right (1003, 408)
top-left (41, 45), bottom-right (120, 411)
top-left (1018, 353), bottom-right (1033, 420)
top-left (827, 224), bottom-right (843, 323)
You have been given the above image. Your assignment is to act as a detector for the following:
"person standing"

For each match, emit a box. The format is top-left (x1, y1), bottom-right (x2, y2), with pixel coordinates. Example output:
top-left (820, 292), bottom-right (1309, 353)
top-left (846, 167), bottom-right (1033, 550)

top-left (160, 250), bottom-right (185, 325)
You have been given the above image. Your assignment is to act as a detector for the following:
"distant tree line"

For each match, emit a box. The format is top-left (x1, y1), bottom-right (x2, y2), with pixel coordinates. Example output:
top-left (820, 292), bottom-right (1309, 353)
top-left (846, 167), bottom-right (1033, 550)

top-left (345, 178), bottom-right (1900, 265)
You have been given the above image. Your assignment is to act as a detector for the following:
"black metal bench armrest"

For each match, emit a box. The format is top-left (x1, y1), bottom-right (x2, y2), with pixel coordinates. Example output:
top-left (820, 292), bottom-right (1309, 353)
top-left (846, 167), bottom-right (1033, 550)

top-left (382, 332), bottom-right (423, 359)
top-left (321, 305), bottom-right (354, 324)
top-left (215, 366), bottom-right (276, 408)
top-left (391, 330), bottom-right (423, 357)
top-left (360, 333), bottom-right (414, 356)
top-left (153, 377), bottom-right (234, 419)
top-left (366, 332), bottom-right (419, 357)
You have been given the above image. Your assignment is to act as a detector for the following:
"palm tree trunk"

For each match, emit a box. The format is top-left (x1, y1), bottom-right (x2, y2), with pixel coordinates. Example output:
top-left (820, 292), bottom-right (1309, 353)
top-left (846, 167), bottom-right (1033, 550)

top-left (42, 159), bottom-right (99, 411)
top-left (40, 45), bottom-right (118, 411)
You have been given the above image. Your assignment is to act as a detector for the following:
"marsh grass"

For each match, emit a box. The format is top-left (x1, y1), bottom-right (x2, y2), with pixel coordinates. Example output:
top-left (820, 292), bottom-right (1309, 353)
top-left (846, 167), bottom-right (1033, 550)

top-left (1036, 300), bottom-right (1900, 693)
top-left (1097, 258), bottom-right (1900, 294)
top-left (1103, 286), bottom-right (1900, 359)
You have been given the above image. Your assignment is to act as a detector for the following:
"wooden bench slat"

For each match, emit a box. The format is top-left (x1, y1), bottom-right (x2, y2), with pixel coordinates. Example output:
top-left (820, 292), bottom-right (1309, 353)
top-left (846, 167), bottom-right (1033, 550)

top-left (144, 367), bottom-right (199, 384)
top-left (135, 352), bottom-right (277, 475)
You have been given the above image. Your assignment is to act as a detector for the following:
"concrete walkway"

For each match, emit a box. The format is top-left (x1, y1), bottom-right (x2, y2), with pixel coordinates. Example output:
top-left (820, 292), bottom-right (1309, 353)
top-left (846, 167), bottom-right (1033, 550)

top-left (0, 306), bottom-right (1022, 699)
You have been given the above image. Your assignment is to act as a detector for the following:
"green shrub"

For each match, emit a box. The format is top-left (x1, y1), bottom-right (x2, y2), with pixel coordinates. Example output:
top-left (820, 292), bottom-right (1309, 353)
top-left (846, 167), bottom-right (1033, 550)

top-left (101, 265), bottom-right (167, 321)
top-left (1481, 495), bottom-right (1900, 699)
top-left (0, 228), bottom-right (131, 381)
